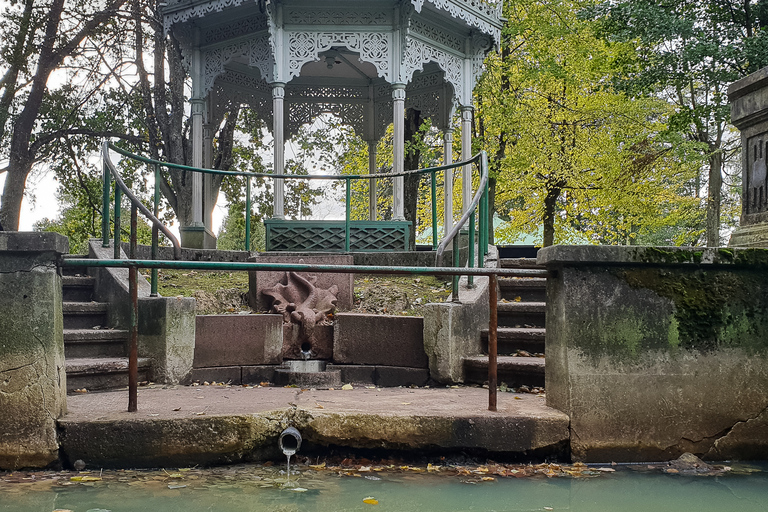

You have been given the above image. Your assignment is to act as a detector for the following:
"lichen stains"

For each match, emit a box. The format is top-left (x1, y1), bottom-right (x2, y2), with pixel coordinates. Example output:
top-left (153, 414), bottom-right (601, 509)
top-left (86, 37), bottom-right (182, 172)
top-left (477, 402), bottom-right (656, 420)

top-left (620, 267), bottom-right (768, 353)
top-left (733, 248), bottom-right (768, 266)
top-left (634, 247), bottom-right (702, 265)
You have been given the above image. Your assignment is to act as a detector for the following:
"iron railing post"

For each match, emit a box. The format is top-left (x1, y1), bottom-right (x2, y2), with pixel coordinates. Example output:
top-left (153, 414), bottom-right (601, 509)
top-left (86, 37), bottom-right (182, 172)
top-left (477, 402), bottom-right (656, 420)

top-left (452, 236), bottom-right (460, 303)
top-left (345, 177), bottom-right (351, 252)
top-left (245, 176), bottom-right (252, 251)
top-left (431, 170), bottom-right (438, 250)
top-left (468, 209), bottom-right (475, 287)
top-left (113, 187), bottom-right (122, 259)
top-left (151, 164), bottom-right (160, 297)
top-left (102, 147), bottom-right (111, 247)
top-left (128, 205), bottom-right (139, 412)
top-left (488, 273), bottom-right (498, 411)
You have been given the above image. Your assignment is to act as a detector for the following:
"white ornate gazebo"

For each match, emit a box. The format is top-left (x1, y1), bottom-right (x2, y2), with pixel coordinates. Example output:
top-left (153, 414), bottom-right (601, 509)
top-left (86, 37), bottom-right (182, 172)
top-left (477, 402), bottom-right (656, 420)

top-left (162, 0), bottom-right (502, 250)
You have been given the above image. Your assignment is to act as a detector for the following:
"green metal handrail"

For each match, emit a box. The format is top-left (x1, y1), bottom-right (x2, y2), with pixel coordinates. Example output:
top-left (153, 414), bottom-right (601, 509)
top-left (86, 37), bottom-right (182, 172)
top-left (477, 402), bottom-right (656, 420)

top-left (102, 142), bottom-right (489, 256)
top-left (101, 141), bottom-right (182, 262)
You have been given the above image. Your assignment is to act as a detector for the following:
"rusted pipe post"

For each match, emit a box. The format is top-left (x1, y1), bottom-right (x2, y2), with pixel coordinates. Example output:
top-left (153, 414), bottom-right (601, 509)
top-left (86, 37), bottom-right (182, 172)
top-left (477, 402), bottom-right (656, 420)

top-left (488, 273), bottom-right (498, 412)
top-left (128, 205), bottom-right (139, 412)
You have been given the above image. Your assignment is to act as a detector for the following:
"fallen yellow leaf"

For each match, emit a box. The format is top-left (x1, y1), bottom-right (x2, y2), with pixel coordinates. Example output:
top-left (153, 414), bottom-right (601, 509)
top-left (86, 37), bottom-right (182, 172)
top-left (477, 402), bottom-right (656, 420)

top-left (309, 462), bottom-right (326, 470)
top-left (341, 383), bottom-right (353, 390)
top-left (70, 476), bottom-right (101, 482)
top-left (363, 497), bottom-right (379, 505)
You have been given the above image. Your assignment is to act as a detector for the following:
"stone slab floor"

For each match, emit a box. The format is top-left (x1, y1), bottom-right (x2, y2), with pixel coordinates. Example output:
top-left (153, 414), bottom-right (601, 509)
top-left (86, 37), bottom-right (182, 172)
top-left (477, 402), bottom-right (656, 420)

top-left (58, 386), bottom-right (569, 468)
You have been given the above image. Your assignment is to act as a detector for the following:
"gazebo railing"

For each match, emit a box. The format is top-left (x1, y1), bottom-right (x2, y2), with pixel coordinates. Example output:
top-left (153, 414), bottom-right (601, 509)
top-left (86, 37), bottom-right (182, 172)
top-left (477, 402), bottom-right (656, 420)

top-left (101, 141), bottom-right (491, 289)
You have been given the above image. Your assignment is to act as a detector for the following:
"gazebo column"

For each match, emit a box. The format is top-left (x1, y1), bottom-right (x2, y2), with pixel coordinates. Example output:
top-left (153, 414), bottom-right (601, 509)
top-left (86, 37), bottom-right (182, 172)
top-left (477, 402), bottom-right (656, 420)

top-left (190, 98), bottom-right (205, 226)
top-left (443, 129), bottom-right (454, 236)
top-left (272, 82), bottom-right (286, 219)
top-left (392, 83), bottom-right (406, 221)
top-left (368, 140), bottom-right (377, 220)
top-left (461, 105), bottom-right (473, 214)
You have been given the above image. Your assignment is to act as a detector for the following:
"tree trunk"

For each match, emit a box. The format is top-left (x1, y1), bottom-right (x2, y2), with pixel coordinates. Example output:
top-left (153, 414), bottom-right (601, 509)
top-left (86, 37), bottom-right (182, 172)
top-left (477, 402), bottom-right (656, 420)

top-left (404, 108), bottom-right (423, 251)
top-left (705, 150), bottom-right (722, 247)
top-left (542, 184), bottom-right (561, 247)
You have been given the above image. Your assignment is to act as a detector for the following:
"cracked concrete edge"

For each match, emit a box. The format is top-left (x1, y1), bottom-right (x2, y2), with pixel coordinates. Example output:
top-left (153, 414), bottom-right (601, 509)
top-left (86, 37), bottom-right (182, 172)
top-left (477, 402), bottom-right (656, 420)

top-left (704, 403), bottom-right (768, 460)
top-left (57, 406), bottom-right (570, 468)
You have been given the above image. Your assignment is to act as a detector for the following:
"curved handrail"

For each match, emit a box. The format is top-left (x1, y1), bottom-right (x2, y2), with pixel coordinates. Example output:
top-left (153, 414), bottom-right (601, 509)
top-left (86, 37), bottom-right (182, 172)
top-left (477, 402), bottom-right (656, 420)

top-left (102, 141), bottom-right (182, 259)
top-left (107, 142), bottom-right (482, 181)
top-left (436, 150), bottom-right (489, 263)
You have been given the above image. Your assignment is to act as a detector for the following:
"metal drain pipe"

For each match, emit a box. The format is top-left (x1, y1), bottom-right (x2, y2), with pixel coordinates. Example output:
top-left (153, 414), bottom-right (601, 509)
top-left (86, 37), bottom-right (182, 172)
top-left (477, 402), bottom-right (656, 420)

top-left (279, 427), bottom-right (302, 456)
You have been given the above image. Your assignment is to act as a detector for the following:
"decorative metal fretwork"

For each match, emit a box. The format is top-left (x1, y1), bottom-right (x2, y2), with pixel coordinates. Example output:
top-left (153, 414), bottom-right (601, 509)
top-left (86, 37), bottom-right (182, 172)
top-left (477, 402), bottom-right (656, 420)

top-left (213, 71), bottom-right (273, 129)
top-left (410, 17), bottom-right (464, 52)
top-left (287, 101), bottom-right (367, 139)
top-left (203, 15), bottom-right (268, 45)
top-left (411, 0), bottom-right (502, 44)
top-left (163, 0), bottom-right (252, 33)
top-left (203, 32), bottom-right (274, 95)
top-left (285, 8), bottom-right (391, 26)
top-left (265, 220), bottom-right (411, 252)
top-left (403, 37), bottom-right (463, 102)
top-left (287, 31), bottom-right (392, 82)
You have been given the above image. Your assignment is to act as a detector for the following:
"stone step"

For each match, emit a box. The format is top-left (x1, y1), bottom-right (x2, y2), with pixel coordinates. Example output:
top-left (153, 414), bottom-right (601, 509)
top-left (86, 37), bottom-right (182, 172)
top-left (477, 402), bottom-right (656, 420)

top-left (499, 277), bottom-right (546, 302)
top-left (480, 327), bottom-right (545, 354)
top-left (65, 357), bottom-right (151, 393)
top-left (463, 355), bottom-right (545, 388)
top-left (499, 258), bottom-right (543, 269)
top-left (64, 329), bottom-right (128, 358)
top-left (62, 275), bottom-right (95, 302)
top-left (497, 301), bottom-right (546, 328)
top-left (62, 301), bottom-right (109, 329)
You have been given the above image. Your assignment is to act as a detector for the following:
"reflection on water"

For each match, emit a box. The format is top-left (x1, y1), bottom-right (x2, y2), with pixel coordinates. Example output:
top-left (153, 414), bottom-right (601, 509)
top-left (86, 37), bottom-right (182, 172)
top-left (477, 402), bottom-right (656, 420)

top-left (1, 462), bottom-right (766, 512)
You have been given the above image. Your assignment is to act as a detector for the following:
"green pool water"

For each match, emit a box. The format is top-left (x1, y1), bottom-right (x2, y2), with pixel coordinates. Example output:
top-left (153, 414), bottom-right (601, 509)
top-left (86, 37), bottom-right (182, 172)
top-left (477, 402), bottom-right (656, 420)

top-left (1, 462), bottom-right (766, 512)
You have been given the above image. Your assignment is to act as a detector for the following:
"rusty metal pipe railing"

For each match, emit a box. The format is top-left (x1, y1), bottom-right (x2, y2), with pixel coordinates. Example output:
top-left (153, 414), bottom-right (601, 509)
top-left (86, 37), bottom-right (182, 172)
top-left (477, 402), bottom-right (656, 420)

top-left (62, 257), bottom-right (546, 413)
top-left (488, 274), bottom-right (498, 411)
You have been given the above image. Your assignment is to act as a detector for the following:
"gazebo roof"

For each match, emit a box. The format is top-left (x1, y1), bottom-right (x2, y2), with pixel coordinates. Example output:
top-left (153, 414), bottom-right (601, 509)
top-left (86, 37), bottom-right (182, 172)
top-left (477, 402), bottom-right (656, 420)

top-left (162, 0), bottom-right (502, 138)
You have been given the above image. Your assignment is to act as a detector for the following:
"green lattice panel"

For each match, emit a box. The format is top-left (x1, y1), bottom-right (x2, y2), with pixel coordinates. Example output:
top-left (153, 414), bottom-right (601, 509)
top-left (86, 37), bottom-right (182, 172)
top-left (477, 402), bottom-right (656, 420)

top-left (265, 220), bottom-right (410, 252)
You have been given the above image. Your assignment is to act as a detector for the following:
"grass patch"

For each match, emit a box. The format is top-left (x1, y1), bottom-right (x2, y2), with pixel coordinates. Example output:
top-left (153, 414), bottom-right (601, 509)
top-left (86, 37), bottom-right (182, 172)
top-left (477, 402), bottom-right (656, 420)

top-left (151, 269), bottom-right (452, 316)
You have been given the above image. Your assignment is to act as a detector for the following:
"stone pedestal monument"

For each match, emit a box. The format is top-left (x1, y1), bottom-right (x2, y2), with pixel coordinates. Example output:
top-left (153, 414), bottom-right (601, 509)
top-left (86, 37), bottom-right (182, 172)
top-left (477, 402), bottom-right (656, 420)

top-left (729, 67), bottom-right (768, 246)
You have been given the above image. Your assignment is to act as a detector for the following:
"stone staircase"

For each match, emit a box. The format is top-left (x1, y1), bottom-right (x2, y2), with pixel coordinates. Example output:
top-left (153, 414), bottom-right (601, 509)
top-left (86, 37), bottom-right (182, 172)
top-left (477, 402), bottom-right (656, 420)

top-left (463, 255), bottom-right (546, 389)
top-left (62, 261), bottom-right (150, 393)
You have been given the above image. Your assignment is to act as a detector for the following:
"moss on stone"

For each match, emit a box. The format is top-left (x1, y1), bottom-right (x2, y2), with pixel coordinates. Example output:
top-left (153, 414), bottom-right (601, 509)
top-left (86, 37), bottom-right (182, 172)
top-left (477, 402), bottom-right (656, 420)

top-left (620, 267), bottom-right (768, 353)
top-left (733, 248), bottom-right (768, 266)
top-left (634, 247), bottom-right (700, 265)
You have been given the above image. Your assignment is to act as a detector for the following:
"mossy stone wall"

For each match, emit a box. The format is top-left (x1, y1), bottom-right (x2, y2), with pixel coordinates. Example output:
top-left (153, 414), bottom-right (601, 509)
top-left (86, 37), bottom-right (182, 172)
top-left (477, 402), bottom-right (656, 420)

top-left (0, 233), bottom-right (68, 469)
top-left (540, 245), bottom-right (768, 462)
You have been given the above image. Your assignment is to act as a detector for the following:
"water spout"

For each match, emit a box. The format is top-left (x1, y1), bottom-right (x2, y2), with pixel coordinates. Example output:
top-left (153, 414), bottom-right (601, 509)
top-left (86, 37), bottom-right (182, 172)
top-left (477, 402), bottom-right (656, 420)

top-left (279, 427), bottom-right (302, 483)
top-left (279, 427), bottom-right (302, 456)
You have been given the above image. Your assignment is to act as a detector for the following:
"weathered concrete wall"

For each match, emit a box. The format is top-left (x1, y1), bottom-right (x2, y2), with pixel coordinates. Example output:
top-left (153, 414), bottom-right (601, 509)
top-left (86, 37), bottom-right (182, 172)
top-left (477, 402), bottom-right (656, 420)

top-left (334, 313), bottom-right (427, 367)
top-left (422, 245), bottom-right (496, 384)
top-left (138, 296), bottom-right (197, 384)
top-left (540, 245), bottom-right (768, 462)
top-left (422, 277), bottom-right (489, 384)
top-left (0, 233), bottom-right (68, 469)
top-left (194, 314), bottom-right (282, 367)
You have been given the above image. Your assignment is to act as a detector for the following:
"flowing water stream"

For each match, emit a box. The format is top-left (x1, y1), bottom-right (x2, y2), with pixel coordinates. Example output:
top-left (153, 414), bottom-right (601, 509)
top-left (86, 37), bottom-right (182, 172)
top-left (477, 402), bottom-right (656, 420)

top-left (1, 462), bottom-right (766, 512)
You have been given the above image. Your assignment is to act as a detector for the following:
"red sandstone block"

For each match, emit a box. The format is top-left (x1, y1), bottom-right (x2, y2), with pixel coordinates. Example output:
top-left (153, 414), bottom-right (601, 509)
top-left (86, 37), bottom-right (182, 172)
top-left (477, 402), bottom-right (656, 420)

top-left (194, 314), bottom-right (282, 367)
top-left (333, 313), bottom-right (427, 368)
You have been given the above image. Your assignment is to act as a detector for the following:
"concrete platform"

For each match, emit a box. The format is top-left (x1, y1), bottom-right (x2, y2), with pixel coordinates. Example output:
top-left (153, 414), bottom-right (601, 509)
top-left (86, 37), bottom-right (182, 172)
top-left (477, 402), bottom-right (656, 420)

top-left (58, 386), bottom-right (569, 468)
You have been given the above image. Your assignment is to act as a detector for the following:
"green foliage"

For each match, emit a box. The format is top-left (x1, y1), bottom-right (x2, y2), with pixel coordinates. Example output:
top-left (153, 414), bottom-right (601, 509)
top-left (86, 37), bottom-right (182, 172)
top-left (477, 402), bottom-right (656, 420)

top-left (216, 203), bottom-right (266, 252)
top-left (589, 0), bottom-right (767, 244)
top-left (476, 0), bottom-right (704, 246)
